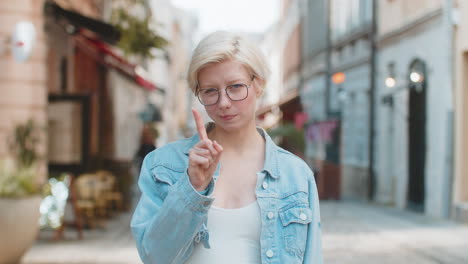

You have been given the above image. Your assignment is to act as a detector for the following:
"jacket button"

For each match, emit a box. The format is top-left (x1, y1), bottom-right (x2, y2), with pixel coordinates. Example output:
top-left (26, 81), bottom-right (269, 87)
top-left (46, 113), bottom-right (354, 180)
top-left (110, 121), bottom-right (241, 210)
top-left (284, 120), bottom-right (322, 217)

top-left (300, 212), bottom-right (307, 221)
top-left (266, 249), bottom-right (274, 258)
top-left (262, 181), bottom-right (268, 189)
top-left (203, 201), bottom-right (211, 207)
top-left (267, 212), bottom-right (274, 219)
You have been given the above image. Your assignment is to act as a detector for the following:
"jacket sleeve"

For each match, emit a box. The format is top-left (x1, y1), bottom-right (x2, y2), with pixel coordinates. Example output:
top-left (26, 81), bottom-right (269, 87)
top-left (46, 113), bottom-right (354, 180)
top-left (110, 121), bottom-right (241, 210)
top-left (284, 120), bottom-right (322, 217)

top-left (303, 170), bottom-right (323, 264)
top-left (130, 151), bottom-right (215, 264)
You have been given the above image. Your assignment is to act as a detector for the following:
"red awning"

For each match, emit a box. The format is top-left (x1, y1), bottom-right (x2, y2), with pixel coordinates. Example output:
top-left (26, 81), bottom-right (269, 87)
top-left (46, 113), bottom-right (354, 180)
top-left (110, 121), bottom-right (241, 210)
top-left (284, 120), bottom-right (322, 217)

top-left (74, 32), bottom-right (161, 92)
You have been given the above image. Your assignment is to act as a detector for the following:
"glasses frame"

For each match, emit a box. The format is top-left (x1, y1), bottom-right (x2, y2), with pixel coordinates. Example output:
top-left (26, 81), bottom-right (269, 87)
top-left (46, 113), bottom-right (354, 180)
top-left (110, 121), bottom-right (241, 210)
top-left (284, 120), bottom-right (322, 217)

top-left (196, 76), bottom-right (255, 106)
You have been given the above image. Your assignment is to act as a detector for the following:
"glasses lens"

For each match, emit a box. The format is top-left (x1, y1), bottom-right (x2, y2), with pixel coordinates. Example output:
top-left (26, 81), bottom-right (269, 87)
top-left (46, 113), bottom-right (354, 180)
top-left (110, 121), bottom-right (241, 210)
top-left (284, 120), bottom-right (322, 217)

top-left (227, 84), bottom-right (248, 101)
top-left (198, 88), bottom-right (219, 105)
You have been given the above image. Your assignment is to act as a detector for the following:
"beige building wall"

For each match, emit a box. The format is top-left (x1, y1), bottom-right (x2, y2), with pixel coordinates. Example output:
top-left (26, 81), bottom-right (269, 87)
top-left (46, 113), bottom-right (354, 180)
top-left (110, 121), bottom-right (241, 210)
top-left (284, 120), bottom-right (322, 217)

top-left (379, 0), bottom-right (443, 36)
top-left (0, 0), bottom-right (48, 182)
top-left (283, 24), bottom-right (301, 94)
top-left (279, 0), bottom-right (302, 96)
top-left (1, 0), bottom-right (106, 182)
top-left (170, 21), bottom-right (190, 137)
top-left (454, 0), bottom-right (468, 211)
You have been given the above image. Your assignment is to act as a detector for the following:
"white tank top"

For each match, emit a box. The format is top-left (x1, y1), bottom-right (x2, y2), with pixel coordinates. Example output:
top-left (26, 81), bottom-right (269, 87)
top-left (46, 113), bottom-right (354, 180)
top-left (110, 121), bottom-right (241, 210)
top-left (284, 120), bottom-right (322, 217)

top-left (185, 201), bottom-right (262, 264)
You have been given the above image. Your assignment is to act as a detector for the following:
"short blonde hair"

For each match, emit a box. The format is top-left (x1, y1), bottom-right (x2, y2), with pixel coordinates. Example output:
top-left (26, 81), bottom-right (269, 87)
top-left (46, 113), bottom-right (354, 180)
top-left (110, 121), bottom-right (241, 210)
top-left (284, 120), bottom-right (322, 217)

top-left (187, 31), bottom-right (271, 94)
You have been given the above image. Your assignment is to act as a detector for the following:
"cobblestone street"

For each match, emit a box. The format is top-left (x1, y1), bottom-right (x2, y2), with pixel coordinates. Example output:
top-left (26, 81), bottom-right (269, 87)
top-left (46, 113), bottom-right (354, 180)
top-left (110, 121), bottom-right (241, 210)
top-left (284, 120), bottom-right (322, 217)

top-left (21, 201), bottom-right (468, 264)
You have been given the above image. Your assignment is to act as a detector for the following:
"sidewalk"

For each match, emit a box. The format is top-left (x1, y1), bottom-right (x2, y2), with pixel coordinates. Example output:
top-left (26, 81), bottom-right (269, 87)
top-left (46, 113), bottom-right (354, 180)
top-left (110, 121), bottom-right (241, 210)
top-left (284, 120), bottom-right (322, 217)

top-left (322, 201), bottom-right (468, 264)
top-left (21, 211), bottom-right (141, 264)
top-left (21, 201), bottom-right (468, 264)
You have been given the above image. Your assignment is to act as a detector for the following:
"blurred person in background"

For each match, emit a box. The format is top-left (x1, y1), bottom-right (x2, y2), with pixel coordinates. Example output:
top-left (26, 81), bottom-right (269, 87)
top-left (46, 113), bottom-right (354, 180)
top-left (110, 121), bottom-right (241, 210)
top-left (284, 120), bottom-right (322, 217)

top-left (134, 124), bottom-right (158, 172)
top-left (131, 31), bottom-right (322, 264)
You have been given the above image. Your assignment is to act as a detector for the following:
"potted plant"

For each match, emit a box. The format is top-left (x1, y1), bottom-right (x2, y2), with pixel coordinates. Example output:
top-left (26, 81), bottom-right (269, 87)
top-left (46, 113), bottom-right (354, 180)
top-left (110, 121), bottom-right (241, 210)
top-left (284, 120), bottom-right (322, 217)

top-left (268, 122), bottom-right (306, 158)
top-left (0, 120), bottom-right (43, 264)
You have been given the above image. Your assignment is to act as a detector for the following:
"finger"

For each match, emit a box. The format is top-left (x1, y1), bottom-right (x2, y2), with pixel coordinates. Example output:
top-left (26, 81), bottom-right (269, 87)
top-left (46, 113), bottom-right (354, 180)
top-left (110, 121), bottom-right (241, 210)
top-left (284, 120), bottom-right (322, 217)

top-left (193, 147), bottom-right (214, 162)
top-left (192, 108), bottom-right (208, 141)
top-left (194, 140), bottom-right (218, 158)
top-left (204, 140), bottom-right (218, 157)
top-left (213, 140), bottom-right (223, 152)
top-left (210, 146), bottom-right (222, 169)
top-left (192, 147), bottom-right (210, 157)
top-left (190, 154), bottom-right (210, 168)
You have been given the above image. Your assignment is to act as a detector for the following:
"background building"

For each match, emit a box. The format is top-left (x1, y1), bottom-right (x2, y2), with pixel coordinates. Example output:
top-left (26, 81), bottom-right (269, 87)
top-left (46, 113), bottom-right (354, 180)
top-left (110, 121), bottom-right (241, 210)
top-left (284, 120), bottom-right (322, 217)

top-left (297, 0), bottom-right (374, 200)
top-left (375, 0), bottom-right (454, 219)
top-left (328, 0), bottom-right (374, 200)
top-left (256, 0), bottom-right (305, 158)
top-left (296, 0), bottom-right (460, 222)
top-left (300, 0), bottom-right (340, 199)
top-left (148, 0), bottom-right (197, 144)
top-left (0, 0), bottom-right (49, 183)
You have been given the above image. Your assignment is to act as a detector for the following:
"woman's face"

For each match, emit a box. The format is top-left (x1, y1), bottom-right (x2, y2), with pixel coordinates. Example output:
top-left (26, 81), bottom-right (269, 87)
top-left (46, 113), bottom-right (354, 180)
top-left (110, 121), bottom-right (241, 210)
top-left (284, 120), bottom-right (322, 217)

top-left (197, 59), bottom-right (260, 132)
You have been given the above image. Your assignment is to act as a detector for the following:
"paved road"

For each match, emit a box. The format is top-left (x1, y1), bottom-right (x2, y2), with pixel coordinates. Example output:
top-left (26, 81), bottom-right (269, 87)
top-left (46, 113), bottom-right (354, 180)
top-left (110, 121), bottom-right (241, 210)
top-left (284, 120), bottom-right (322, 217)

top-left (21, 211), bottom-right (140, 264)
top-left (22, 201), bottom-right (468, 264)
top-left (322, 201), bottom-right (468, 264)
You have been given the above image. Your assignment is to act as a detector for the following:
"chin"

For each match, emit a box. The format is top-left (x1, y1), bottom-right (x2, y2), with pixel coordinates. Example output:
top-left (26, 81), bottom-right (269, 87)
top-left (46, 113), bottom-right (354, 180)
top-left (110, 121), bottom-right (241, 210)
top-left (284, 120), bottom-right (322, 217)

top-left (214, 121), bottom-right (240, 131)
top-left (214, 117), bottom-right (252, 132)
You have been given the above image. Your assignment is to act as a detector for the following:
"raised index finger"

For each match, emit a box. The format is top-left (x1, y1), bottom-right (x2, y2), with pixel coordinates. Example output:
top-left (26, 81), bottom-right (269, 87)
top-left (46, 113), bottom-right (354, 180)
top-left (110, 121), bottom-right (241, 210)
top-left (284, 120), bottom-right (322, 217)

top-left (192, 108), bottom-right (208, 140)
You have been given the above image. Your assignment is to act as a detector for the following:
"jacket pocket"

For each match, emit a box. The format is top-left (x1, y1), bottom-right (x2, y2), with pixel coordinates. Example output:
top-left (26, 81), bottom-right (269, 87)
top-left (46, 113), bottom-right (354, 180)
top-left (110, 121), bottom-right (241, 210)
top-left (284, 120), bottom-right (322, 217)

top-left (151, 164), bottom-right (185, 185)
top-left (150, 165), bottom-right (185, 198)
top-left (279, 205), bottom-right (313, 258)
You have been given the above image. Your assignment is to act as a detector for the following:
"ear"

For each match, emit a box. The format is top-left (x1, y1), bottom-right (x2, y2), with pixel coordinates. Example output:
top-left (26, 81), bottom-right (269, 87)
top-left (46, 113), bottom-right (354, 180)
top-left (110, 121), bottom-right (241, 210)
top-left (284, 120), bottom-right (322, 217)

top-left (253, 78), bottom-right (264, 97)
top-left (256, 89), bottom-right (264, 98)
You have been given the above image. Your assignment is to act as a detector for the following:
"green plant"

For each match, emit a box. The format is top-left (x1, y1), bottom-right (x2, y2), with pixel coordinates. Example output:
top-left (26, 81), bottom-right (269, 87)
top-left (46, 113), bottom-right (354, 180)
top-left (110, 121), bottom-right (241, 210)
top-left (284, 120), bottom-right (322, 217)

top-left (268, 122), bottom-right (306, 153)
top-left (9, 119), bottom-right (40, 168)
top-left (110, 1), bottom-right (168, 59)
top-left (0, 120), bottom-right (42, 197)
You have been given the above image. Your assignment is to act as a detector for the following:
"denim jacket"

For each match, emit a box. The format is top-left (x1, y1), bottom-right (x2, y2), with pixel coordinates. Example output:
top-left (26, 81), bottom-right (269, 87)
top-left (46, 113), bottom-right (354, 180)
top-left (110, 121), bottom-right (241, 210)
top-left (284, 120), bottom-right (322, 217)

top-left (131, 127), bottom-right (323, 264)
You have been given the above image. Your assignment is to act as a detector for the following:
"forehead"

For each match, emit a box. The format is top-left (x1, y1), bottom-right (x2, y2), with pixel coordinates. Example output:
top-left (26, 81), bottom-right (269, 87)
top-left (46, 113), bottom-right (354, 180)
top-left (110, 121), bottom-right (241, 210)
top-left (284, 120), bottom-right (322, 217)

top-left (198, 60), bottom-right (250, 85)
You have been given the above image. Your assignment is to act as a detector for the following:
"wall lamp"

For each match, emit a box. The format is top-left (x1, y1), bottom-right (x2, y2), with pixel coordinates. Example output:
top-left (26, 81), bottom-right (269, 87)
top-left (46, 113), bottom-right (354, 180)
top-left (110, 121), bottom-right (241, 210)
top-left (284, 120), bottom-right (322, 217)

top-left (381, 69), bottom-right (425, 107)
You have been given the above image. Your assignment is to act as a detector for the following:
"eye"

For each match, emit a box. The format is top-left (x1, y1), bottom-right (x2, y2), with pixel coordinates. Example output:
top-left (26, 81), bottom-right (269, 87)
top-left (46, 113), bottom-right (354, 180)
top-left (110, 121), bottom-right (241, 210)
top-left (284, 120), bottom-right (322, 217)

top-left (228, 84), bottom-right (246, 93)
top-left (230, 84), bottom-right (244, 89)
top-left (201, 88), bottom-right (218, 96)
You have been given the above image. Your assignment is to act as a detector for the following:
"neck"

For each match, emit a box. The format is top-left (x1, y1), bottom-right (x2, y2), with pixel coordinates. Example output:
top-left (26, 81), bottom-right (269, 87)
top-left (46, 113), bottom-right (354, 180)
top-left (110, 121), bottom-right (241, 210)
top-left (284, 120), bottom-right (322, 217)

top-left (208, 121), bottom-right (264, 153)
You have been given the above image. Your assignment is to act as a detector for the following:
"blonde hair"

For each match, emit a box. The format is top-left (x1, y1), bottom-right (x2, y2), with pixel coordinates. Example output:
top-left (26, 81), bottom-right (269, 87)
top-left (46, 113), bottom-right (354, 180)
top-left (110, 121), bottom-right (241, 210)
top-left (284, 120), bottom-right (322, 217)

top-left (187, 31), bottom-right (271, 94)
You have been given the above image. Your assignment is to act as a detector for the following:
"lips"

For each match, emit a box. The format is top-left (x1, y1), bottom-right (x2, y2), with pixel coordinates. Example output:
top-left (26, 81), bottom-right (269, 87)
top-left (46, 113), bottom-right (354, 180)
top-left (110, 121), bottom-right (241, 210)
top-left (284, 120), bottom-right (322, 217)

top-left (220, 114), bottom-right (237, 121)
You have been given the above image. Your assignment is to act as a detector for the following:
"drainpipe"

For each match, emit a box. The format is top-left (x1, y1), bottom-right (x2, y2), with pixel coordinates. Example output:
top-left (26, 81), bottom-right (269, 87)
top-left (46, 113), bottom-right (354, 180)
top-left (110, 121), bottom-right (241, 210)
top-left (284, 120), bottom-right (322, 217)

top-left (445, 0), bottom-right (455, 219)
top-left (298, 0), bottom-right (305, 99)
top-left (325, 0), bottom-right (332, 117)
top-left (368, 0), bottom-right (378, 201)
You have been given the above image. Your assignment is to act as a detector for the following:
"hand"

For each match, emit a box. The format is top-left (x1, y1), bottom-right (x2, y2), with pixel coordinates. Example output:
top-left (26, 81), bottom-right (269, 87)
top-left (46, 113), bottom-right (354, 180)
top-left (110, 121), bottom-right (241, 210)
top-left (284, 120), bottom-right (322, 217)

top-left (188, 108), bottom-right (223, 191)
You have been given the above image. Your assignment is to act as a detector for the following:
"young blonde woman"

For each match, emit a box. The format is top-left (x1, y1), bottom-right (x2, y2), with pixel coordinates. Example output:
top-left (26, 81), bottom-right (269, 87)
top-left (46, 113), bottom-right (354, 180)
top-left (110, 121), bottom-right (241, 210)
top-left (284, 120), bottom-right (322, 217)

top-left (131, 31), bottom-right (323, 264)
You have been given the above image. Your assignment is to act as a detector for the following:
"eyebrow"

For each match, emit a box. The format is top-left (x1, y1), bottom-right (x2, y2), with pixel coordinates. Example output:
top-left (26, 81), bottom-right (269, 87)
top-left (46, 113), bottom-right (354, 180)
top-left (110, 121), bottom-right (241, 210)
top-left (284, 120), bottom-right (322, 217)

top-left (198, 79), bottom-right (248, 88)
top-left (227, 79), bottom-right (247, 84)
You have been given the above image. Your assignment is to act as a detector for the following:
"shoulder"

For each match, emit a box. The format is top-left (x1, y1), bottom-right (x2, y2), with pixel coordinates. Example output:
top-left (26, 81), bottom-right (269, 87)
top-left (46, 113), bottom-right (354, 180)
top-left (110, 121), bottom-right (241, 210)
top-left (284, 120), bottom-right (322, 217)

top-left (274, 145), bottom-right (315, 182)
top-left (274, 144), bottom-right (312, 172)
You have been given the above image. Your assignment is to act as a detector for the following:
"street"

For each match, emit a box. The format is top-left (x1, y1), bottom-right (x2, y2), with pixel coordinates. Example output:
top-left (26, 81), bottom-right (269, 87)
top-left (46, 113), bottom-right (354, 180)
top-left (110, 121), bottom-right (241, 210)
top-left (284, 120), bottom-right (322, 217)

top-left (22, 201), bottom-right (468, 264)
top-left (322, 201), bottom-right (468, 264)
top-left (21, 211), bottom-right (140, 264)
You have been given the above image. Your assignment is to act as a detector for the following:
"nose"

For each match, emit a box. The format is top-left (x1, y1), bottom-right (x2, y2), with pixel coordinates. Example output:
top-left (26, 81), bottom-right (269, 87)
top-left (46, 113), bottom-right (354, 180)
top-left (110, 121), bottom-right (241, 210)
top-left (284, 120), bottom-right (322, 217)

top-left (217, 90), bottom-right (231, 108)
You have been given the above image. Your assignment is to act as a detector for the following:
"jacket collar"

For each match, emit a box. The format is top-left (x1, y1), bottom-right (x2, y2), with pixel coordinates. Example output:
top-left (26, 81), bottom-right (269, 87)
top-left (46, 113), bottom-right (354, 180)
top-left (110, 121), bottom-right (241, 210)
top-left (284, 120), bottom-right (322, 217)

top-left (183, 123), bottom-right (280, 179)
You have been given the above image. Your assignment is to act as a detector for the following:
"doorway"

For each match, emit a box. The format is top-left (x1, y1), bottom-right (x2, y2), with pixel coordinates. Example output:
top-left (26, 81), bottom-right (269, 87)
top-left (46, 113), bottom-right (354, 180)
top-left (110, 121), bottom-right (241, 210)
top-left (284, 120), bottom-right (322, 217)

top-left (407, 59), bottom-right (427, 212)
top-left (48, 94), bottom-right (90, 175)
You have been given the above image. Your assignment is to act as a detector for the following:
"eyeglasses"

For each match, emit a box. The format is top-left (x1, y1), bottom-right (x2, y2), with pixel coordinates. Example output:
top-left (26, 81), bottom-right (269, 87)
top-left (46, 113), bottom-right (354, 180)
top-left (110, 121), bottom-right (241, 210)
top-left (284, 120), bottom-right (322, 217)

top-left (196, 77), bottom-right (255, 106)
